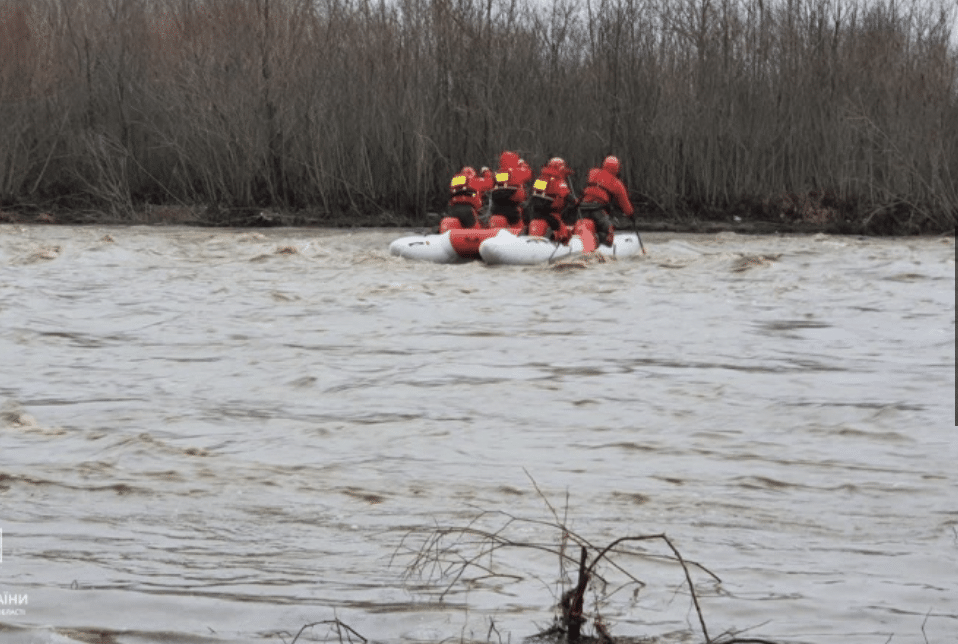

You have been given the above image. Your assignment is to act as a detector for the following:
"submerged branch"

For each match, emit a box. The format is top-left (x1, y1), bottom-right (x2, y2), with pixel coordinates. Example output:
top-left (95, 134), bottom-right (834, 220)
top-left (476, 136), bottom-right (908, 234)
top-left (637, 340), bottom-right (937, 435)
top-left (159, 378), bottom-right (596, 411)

top-left (392, 481), bottom-right (787, 644)
top-left (285, 618), bottom-right (367, 644)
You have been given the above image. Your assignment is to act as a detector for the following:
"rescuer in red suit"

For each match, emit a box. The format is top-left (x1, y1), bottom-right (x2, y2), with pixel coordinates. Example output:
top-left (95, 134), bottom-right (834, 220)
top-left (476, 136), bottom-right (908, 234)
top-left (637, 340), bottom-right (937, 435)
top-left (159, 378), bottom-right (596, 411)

top-left (442, 166), bottom-right (494, 231)
top-left (578, 155), bottom-right (634, 246)
top-left (527, 157), bottom-right (576, 242)
top-left (488, 151), bottom-right (532, 227)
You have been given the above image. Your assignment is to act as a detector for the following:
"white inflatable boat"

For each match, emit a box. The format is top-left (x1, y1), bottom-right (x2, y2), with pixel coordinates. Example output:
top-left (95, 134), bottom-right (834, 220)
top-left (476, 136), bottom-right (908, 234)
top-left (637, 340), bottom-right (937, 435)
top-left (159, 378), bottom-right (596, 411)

top-left (478, 230), bottom-right (643, 265)
top-left (389, 231), bottom-right (463, 263)
top-left (389, 223), bottom-right (525, 263)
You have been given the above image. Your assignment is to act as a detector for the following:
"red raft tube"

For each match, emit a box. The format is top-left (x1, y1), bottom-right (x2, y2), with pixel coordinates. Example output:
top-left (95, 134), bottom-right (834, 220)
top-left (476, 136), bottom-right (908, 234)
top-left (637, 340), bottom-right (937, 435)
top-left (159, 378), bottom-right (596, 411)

top-left (446, 215), bottom-right (523, 259)
top-left (390, 215), bottom-right (523, 263)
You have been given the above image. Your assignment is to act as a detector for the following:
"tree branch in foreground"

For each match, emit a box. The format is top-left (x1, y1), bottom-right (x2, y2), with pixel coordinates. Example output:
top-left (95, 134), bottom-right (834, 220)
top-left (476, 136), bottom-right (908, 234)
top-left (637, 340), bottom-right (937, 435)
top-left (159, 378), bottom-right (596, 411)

top-left (393, 493), bottom-right (783, 644)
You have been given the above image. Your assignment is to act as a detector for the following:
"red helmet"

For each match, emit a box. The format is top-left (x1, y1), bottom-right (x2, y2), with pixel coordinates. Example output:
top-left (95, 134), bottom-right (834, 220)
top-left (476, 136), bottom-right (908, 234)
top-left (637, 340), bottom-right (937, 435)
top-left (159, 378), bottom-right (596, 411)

top-left (460, 166), bottom-right (477, 178)
top-left (602, 155), bottom-right (621, 176)
top-left (548, 156), bottom-right (573, 176)
top-left (499, 150), bottom-right (520, 169)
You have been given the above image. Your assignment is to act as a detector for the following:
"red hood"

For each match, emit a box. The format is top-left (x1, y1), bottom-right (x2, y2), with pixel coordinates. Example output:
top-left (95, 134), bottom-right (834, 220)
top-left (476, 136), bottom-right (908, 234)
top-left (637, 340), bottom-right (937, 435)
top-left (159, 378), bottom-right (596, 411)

top-left (498, 151), bottom-right (520, 169)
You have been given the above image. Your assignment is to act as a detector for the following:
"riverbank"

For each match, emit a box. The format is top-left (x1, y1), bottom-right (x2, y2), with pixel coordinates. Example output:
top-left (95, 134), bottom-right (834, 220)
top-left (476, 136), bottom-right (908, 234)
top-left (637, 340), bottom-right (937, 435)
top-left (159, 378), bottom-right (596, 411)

top-left (2, 0), bottom-right (955, 238)
top-left (1, 198), bottom-right (954, 237)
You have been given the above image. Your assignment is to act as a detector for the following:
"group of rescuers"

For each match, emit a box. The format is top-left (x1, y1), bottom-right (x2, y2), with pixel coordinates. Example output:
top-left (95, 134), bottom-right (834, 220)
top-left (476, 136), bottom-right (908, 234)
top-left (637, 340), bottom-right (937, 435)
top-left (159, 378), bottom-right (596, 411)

top-left (443, 151), bottom-right (634, 247)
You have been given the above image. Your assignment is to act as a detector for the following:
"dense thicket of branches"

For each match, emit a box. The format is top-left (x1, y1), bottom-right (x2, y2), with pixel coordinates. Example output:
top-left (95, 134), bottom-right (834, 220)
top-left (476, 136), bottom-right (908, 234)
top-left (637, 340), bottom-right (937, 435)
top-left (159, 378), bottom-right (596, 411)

top-left (0, 0), bottom-right (955, 230)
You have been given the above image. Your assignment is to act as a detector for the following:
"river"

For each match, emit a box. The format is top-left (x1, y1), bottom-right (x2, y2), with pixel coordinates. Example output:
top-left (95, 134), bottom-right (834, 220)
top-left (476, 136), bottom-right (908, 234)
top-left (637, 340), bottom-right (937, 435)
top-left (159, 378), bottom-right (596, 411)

top-left (0, 225), bottom-right (954, 644)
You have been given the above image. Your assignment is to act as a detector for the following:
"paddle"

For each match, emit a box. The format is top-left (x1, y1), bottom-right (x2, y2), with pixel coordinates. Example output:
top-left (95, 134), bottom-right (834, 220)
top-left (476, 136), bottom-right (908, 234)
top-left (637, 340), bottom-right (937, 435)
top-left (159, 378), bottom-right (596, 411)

top-left (625, 188), bottom-right (657, 255)
top-left (631, 215), bottom-right (647, 255)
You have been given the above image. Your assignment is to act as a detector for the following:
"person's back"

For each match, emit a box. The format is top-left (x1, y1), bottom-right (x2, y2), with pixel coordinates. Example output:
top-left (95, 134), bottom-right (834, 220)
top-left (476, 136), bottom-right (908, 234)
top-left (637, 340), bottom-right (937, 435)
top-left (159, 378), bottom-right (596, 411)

top-left (582, 164), bottom-right (632, 217)
top-left (442, 166), bottom-right (493, 232)
top-left (528, 157), bottom-right (575, 240)
top-left (489, 151), bottom-right (531, 226)
top-left (579, 156), bottom-right (634, 246)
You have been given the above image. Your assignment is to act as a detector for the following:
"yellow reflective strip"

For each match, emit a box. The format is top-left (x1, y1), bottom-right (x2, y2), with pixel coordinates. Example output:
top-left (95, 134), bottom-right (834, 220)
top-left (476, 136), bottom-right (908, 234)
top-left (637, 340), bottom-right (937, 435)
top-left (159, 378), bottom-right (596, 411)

top-left (451, 176), bottom-right (467, 187)
top-left (496, 172), bottom-right (509, 182)
top-left (534, 179), bottom-right (548, 190)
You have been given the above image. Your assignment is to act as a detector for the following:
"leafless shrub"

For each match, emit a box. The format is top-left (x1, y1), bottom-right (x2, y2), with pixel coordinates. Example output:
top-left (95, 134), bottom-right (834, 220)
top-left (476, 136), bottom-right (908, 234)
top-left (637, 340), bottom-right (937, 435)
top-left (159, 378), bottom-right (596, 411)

top-left (773, 192), bottom-right (841, 226)
top-left (0, 0), bottom-right (953, 230)
top-left (392, 477), bottom-right (781, 644)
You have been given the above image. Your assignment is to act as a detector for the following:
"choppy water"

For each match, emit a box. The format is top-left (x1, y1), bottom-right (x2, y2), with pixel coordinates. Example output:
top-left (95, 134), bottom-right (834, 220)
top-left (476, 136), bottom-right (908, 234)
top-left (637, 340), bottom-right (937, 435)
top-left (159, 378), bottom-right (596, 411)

top-left (0, 225), bottom-right (954, 644)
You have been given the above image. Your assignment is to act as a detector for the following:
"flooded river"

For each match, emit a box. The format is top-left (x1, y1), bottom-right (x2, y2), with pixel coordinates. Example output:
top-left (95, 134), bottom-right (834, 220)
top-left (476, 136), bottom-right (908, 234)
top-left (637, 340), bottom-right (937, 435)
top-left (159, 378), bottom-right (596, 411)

top-left (0, 225), bottom-right (954, 644)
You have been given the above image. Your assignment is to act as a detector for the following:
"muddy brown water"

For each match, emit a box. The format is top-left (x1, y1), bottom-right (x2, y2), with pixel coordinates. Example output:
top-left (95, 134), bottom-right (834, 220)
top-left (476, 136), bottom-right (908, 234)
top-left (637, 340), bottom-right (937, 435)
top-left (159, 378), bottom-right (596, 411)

top-left (0, 225), bottom-right (955, 644)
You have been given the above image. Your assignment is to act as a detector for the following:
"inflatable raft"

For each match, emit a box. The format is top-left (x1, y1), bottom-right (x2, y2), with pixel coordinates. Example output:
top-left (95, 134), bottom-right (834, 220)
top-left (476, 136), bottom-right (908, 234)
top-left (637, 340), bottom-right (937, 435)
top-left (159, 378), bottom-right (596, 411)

top-left (478, 229), bottom-right (643, 265)
top-left (390, 215), bottom-right (645, 265)
top-left (389, 231), bottom-right (461, 263)
top-left (389, 223), bottom-right (524, 263)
